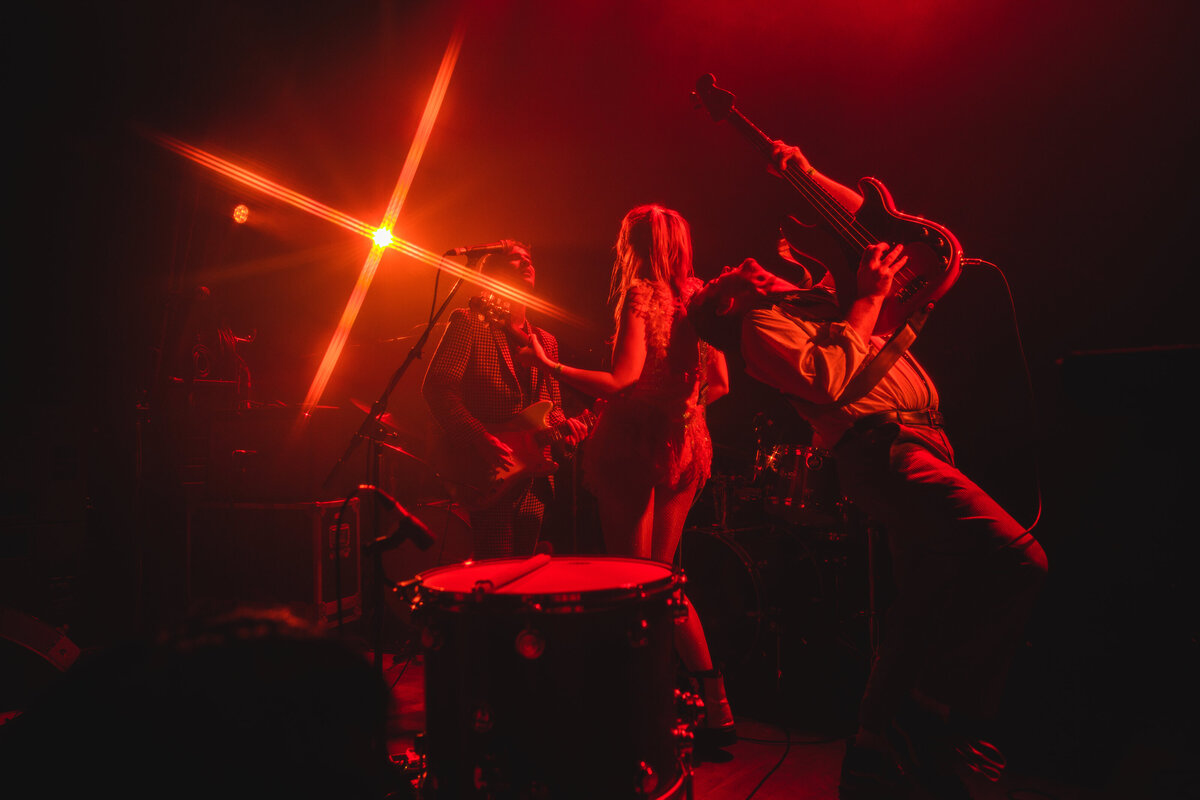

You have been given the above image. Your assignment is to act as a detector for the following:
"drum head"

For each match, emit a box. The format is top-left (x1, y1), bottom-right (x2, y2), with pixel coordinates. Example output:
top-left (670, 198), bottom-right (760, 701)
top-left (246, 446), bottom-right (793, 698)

top-left (417, 556), bottom-right (677, 612)
top-left (420, 555), bottom-right (672, 593)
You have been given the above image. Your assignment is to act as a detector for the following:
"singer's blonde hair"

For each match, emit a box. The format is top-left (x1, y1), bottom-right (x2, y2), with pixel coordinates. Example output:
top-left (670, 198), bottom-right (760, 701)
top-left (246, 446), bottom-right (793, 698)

top-left (609, 205), bottom-right (693, 330)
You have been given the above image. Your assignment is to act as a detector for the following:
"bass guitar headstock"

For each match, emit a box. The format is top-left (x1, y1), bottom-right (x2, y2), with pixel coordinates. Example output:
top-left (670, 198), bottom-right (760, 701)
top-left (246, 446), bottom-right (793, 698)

top-left (692, 73), bottom-right (736, 122)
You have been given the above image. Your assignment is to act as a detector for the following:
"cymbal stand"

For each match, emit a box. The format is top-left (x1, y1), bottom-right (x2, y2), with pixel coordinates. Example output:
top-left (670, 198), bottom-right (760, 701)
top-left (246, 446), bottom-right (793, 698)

top-left (323, 266), bottom-right (477, 676)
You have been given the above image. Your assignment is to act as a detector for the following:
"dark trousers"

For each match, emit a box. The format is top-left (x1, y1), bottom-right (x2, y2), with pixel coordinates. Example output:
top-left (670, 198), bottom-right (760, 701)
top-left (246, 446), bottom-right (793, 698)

top-left (468, 477), bottom-right (551, 559)
top-left (835, 421), bottom-right (1048, 729)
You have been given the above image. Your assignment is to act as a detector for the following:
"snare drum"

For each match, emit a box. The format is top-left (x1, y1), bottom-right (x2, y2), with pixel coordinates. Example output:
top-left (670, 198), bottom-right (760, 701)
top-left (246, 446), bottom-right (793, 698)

top-left (413, 556), bottom-right (687, 799)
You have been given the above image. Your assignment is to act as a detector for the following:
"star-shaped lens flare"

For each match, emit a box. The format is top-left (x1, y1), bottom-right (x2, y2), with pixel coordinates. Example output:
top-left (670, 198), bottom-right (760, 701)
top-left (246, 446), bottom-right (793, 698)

top-left (148, 24), bottom-right (583, 419)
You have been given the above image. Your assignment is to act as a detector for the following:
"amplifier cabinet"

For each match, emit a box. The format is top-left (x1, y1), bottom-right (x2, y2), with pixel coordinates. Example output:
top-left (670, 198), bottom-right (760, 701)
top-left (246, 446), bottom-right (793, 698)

top-left (188, 499), bottom-right (361, 627)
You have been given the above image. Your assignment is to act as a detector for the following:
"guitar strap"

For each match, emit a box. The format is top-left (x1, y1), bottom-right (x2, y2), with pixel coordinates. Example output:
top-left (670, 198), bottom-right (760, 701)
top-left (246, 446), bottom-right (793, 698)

top-left (770, 292), bottom-right (934, 411)
top-left (830, 302), bottom-right (933, 407)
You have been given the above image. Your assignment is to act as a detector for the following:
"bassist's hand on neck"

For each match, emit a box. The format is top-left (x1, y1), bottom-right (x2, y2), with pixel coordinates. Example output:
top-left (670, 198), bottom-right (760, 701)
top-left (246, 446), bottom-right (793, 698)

top-left (769, 138), bottom-right (864, 214)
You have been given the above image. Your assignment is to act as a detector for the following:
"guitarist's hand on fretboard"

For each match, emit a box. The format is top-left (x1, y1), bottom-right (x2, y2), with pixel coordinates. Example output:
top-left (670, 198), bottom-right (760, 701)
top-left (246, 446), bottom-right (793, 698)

top-left (561, 415), bottom-right (591, 448)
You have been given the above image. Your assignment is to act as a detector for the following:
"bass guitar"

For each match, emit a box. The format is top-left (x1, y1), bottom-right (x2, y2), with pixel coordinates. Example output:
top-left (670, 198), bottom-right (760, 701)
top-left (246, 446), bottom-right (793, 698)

top-left (693, 73), bottom-right (962, 335)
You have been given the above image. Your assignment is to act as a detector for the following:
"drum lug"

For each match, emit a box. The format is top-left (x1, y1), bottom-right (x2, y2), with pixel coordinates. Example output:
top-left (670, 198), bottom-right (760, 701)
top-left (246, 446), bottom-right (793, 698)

top-left (420, 625), bottom-right (443, 651)
top-left (627, 618), bottom-right (650, 648)
top-left (669, 588), bottom-right (689, 623)
top-left (472, 704), bottom-right (494, 734)
top-left (675, 688), bottom-right (704, 727)
top-left (672, 722), bottom-right (696, 760)
top-left (636, 760), bottom-right (659, 795)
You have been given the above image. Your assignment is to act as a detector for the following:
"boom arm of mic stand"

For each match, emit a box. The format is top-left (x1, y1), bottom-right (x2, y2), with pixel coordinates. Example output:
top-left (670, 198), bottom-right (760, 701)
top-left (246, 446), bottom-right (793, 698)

top-left (322, 273), bottom-right (474, 491)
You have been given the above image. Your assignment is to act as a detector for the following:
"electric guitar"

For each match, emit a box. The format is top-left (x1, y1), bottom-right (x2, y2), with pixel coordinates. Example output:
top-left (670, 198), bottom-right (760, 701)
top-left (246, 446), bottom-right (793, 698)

top-left (693, 73), bottom-right (962, 335)
top-left (436, 294), bottom-right (597, 511)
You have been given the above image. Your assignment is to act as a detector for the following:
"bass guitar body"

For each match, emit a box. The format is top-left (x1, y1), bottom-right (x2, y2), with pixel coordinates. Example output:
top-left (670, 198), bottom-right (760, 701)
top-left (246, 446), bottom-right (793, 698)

top-left (780, 175), bottom-right (961, 333)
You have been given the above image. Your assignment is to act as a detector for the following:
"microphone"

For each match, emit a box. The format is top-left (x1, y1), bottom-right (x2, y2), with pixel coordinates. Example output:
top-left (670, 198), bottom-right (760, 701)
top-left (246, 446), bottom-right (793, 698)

top-left (359, 484), bottom-right (435, 554)
top-left (443, 239), bottom-right (514, 257)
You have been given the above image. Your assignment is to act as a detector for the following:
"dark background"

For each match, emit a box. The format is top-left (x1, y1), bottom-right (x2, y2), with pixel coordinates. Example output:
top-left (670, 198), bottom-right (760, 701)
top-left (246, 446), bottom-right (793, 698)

top-left (5, 0), bottom-right (1198, 790)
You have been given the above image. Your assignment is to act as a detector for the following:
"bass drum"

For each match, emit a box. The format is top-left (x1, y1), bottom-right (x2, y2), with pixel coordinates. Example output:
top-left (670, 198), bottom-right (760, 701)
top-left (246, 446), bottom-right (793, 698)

top-left (678, 528), bottom-right (766, 671)
top-left (680, 525), bottom-right (872, 728)
top-left (679, 527), bottom-right (826, 670)
top-left (413, 556), bottom-right (687, 800)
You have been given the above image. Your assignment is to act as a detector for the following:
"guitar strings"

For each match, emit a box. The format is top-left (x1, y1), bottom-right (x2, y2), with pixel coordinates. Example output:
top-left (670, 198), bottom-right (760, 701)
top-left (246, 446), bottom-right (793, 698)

top-left (737, 110), bottom-right (924, 287)
top-left (778, 161), bottom-right (920, 284)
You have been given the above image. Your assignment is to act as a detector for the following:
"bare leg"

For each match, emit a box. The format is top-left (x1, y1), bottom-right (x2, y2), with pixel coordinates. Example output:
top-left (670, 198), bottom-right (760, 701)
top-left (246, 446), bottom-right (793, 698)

top-left (652, 479), bottom-right (733, 730)
top-left (648, 479), bottom-right (697, 564)
top-left (598, 483), bottom-right (654, 559)
top-left (650, 480), bottom-right (714, 672)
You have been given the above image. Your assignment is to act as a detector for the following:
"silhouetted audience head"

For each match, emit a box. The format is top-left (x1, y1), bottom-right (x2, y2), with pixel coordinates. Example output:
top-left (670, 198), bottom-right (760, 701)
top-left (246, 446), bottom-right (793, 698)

top-left (1, 607), bottom-right (392, 799)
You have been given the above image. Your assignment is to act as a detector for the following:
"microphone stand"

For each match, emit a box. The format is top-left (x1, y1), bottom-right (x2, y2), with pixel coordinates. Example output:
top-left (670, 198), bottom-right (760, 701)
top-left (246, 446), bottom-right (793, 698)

top-left (322, 259), bottom-right (479, 672)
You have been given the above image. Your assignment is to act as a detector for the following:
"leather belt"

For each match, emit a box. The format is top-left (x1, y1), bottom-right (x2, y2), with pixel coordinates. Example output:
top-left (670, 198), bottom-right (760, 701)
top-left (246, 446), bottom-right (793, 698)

top-left (853, 408), bottom-right (944, 431)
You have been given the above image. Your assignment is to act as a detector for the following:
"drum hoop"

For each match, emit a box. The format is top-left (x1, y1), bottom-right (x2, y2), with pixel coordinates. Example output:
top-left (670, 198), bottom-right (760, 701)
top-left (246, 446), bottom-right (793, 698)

top-left (681, 528), bottom-right (768, 668)
top-left (687, 527), bottom-right (759, 573)
top-left (693, 530), bottom-right (766, 607)
top-left (768, 444), bottom-right (833, 455)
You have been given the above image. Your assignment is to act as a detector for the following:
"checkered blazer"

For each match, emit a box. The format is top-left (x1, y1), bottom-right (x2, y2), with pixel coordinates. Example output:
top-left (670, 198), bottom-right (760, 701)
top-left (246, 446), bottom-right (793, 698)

top-left (422, 305), bottom-right (567, 451)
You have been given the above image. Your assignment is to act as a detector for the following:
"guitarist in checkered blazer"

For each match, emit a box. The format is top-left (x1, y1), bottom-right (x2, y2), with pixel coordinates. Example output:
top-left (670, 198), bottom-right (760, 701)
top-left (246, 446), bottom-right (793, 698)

top-left (422, 241), bottom-right (590, 558)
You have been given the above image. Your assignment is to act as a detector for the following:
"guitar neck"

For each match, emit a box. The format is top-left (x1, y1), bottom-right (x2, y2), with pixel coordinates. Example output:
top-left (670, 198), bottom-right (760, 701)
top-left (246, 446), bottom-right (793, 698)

top-left (536, 407), bottom-right (596, 448)
top-left (724, 107), bottom-right (867, 256)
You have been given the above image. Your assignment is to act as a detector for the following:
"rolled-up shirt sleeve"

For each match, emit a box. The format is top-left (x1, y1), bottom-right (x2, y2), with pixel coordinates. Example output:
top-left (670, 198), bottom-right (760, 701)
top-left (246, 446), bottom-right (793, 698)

top-left (741, 306), bottom-right (871, 405)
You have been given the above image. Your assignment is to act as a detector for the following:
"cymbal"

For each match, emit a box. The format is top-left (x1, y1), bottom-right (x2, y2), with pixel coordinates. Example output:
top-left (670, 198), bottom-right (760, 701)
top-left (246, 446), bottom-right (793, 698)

top-left (373, 433), bottom-right (425, 462)
top-left (350, 398), bottom-right (408, 433)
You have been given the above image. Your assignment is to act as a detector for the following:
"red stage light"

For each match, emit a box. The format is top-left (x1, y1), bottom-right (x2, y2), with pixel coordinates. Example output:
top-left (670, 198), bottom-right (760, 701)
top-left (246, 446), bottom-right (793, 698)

top-left (232, 204), bottom-right (249, 223)
top-left (148, 20), bottom-right (585, 422)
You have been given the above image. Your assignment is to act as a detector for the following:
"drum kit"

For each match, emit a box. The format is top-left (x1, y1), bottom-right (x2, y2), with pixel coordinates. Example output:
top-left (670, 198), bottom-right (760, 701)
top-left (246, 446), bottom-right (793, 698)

top-left (374, 427), bottom-right (880, 799)
top-left (681, 438), bottom-right (877, 730)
